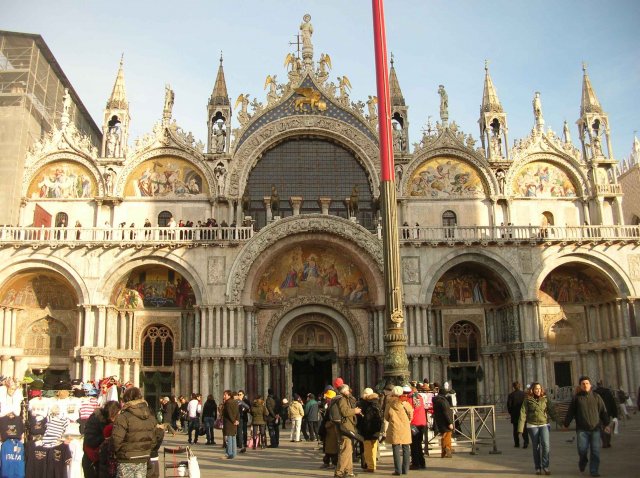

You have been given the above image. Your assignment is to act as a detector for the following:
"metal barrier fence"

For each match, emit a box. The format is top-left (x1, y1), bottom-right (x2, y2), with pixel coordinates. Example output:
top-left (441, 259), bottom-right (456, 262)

top-left (427, 405), bottom-right (501, 456)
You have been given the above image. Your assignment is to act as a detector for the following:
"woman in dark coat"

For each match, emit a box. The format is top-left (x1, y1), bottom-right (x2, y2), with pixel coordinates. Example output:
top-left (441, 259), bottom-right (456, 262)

top-left (250, 395), bottom-right (269, 449)
top-left (82, 401), bottom-right (120, 478)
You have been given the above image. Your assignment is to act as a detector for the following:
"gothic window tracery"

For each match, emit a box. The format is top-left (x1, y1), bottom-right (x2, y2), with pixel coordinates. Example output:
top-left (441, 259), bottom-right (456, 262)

top-left (142, 325), bottom-right (174, 367)
top-left (449, 320), bottom-right (479, 362)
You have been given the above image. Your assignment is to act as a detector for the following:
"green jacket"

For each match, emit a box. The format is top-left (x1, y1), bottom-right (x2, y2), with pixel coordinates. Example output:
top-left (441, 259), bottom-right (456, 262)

top-left (518, 395), bottom-right (557, 434)
top-left (336, 395), bottom-right (358, 433)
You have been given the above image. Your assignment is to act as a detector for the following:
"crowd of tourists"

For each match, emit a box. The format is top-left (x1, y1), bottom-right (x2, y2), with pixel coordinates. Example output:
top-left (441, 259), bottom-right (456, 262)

top-left (3, 372), bottom-right (630, 477)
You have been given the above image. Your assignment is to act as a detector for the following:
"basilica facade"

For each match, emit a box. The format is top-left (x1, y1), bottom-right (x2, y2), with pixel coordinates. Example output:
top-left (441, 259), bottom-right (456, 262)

top-left (1, 16), bottom-right (638, 409)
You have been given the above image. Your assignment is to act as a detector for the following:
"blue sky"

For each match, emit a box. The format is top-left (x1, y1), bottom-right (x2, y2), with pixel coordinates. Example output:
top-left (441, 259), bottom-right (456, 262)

top-left (3, 0), bottom-right (638, 160)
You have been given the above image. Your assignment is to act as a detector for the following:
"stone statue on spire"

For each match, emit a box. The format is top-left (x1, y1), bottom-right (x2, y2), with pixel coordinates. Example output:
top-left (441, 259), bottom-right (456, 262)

top-left (300, 14), bottom-right (314, 69)
top-left (438, 84), bottom-right (448, 125)
top-left (533, 91), bottom-right (545, 131)
top-left (163, 84), bottom-right (175, 123)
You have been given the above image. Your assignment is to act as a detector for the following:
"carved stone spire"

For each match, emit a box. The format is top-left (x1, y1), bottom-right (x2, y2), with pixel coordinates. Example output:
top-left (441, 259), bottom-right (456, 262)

top-left (207, 53), bottom-right (232, 155)
top-left (479, 61), bottom-right (509, 161)
top-left (102, 55), bottom-right (130, 158)
top-left (209, 53), bottom-right (230, 107)
top-left (107, 54), bottom-right (128, 110)
top-left (481, 60), bottom-right (503, 113)
top-left (388, 54), bottom-right (409, 153)
top-left (577, 63), bottom-right (612, 161)
top-left (580, 62), bottom-right (603, 116)
top-left (389, 53), bottom-right (405, 107)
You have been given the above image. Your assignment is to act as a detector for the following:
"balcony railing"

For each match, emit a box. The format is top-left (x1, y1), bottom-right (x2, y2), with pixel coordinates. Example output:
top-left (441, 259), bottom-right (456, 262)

top-left (0, 225), bottom-right (254, 245)
top-left (1, 224), bottom-right (637, 247)
top-left (397, 224), bottom-right (640, 243)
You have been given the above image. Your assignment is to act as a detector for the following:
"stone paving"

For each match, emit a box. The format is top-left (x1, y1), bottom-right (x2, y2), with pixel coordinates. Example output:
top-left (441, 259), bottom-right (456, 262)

top-left (160, 414), bottom-right (639, 478)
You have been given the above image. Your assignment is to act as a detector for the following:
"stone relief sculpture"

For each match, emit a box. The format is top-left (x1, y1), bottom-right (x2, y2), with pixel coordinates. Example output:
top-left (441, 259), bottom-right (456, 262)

top-left (317, 53), bottom-right (332, 77)
top-left (241, 187), bottom-right (251, 217)
top-left (392, 122), bottom-right (405, 151)
top-left (563, 120), bottom-right (572, 144)
top-left (532, 91), bottom-right (544, 129)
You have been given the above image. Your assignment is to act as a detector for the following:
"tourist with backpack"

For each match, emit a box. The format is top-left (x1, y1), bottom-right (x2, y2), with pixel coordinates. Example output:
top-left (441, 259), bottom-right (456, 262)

top-left (334, 384), bottom-right (362, 478)
top-left (357, 387), bottom-right (383, 473)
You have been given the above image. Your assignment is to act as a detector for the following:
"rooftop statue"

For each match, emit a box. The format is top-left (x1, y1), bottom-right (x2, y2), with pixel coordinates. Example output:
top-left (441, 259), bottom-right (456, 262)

top-left (300, 14), bottom-right (313, 50)
top-left (438, 84), bottom-right (448, 124)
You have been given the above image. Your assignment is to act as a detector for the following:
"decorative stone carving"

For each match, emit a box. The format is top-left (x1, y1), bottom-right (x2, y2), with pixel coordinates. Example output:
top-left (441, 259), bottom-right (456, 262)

top-left (277, 314), bottom-right (344, 356)
top-left (25, 122), bottom-right (98, 166)
top-left (133, 119), bottom-right (204, 155)
top-left (226, 214), bottom-right (383, 302)
top-left (261, 295), bottom-right (365, 355)
top-left (628, 255), bottom-right (640, 280)
top-left (207, 257), bottom-right (225, 284)
top-left (401, 257), bottom-right (420, 284)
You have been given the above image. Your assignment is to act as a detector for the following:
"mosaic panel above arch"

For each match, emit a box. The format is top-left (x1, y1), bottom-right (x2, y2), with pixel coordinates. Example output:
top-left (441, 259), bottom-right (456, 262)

top-left (513, 161), bottom-right (577, 198)
top-left (27, 161), bottom-right (97, 199)
top-left (254, 244), bottom-right (371, 306)
top-left (538, 264), bottom-right (617, 305)
top-left (407, 156), bottom-right (487, 198)
top-left (111, 265), bottom-right (195, 309)
top-left (124, 156), bottom-right (209, 198)
top-left (431, 264), bottom-right (510, 306)
top-left (0, 271), bottom-right (77, 309)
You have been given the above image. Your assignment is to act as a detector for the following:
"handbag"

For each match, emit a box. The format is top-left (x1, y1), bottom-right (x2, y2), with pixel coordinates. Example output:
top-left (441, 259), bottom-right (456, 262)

top-left (214, 417), bottom-right (224, 429)
top-left (187, 447), bottom-right (201, 478)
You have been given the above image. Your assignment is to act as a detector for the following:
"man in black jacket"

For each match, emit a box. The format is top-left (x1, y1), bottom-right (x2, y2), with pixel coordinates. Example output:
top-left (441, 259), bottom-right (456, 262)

top-left (564, 376), bottom-right (610, 477)
top-left (594, 381), bottom-right (618, 448)
top-left (507, 381), bottom-right (529, 448)
top-left (266, 388), bottom-right (280, 447)
top-left (432, 383), bottom-right (454, 458)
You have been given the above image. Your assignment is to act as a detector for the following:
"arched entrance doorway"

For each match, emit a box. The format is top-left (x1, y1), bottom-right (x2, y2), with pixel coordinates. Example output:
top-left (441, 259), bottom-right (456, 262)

top-left (538, 263), bottom-right (619, 390)
top-left (289, 321), bottom-right (336, 397)
top-left (431, 262), bottom-right (511, 405)
top-left (0, 269), bottom-right (78, 381)
top-left (448, 321), bottom-right (480, 405)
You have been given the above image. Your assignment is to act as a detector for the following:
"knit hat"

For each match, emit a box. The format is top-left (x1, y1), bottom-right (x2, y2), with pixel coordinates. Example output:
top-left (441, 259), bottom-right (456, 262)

top-left (282, 398), bottom-right (289, 404)
top-left (333, 377), bottom-right (344, 389)
top-left (324, 390), bottom-right (336, 399)
top-left (338, 384), bottom-right (350, 393)
top-left (391, 386), bottom-right (403, 397)
top-left (402, 385), bottom-right (412, 394)
top-left (362, 387), bottom-right (374, 396)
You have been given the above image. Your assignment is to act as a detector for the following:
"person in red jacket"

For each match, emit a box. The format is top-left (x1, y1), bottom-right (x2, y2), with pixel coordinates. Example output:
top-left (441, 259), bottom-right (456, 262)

top-left (408, 385), bottom-right (427, 470)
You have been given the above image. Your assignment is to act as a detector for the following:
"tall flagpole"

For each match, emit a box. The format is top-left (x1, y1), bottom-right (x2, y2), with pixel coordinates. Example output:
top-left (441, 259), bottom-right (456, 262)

top-left (372, 0), bottom-right (409, 384)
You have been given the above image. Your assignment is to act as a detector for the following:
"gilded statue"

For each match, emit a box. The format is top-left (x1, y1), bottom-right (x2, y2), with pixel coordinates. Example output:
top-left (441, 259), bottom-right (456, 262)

top-left (294, 87), bottom-right (327, 112)
top-left (300, 14), bottom-right (313, 50)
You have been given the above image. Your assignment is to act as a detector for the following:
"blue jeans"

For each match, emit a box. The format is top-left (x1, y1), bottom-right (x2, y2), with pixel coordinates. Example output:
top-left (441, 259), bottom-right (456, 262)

top-left (187, 418), bottom-right (200, 443)
top-left (577, 429), bottom-right (601, 475)
top-left (526, 425), bottom-right (550, 471)
top-left (203, 416), bottom-right (215, 443)
top-left (392, 444), bottom-right (410, 475)
top-left (225, 434), bottom-right (237, 458)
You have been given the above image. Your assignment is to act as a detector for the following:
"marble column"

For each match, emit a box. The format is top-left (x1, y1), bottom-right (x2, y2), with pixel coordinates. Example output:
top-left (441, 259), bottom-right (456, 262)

top-left (133, 360), bottom-right (140, 387)
top-left (83, 305), bottom-right (94, 347)
top-left (200, 358), bottom-right (209, 396)
top-left (263, 360), bottom-right (270, 396)
top-left (97, 306), bottom-right (106, 348)
top-left (212, 358), bottom-right (221, 400)
top-left (223, 358), bottom-right (231, 390)
top-left (317, 197), bottom-right (332, 215)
